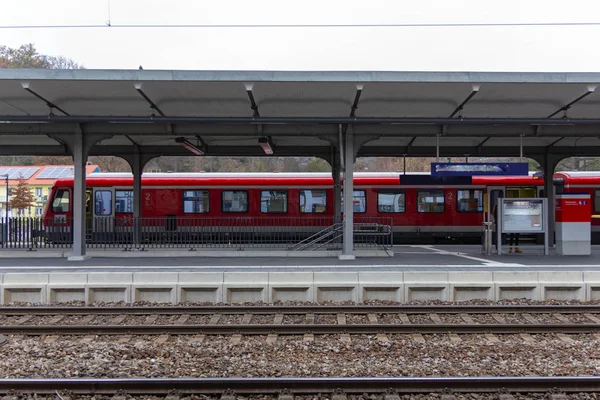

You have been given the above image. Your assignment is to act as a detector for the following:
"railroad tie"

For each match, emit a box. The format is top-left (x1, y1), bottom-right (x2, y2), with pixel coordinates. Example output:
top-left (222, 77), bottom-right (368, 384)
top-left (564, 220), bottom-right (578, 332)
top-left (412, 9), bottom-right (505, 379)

top-left (305, 313), bottom-right (315, 324)
top-left (144, 315), bottom-right (159, 324)
top-left (15, 315), bottom-right (32, 325)
top-left (80, 315), bottom-right (96, 325)
top-left (548, 394), bottom-right (568, 400)
top-left (266, 333), bottom-right (278, 344)
top-left (367, 313), bottom-right (378, 324)
top-left (49, 315), bottom-right (65, 325)
top-left (176, 314), bottom-right (190, 325)
top-left (459, 313), bottom-right (476, 324)
top-left (80, 336), bottom-right (96, 344)
top-left (209, 314), bottom-right (221, 324)
top-left (522, 313), bottom-right (539, 324)
top-left (332, 388), bottom-right (347, 400)
top-left (278, 389), bottom-right (294, 400)
top-left (110, 315), bottom-right (127, 325)
top-left (520, 333), bottom-right (535, 342)
top-left (553, 314), bottom-right (571, 324)
top-left (43, 335), bottom-right (59, 343)
top-left (429, 314), bottom-right (443, 324)
top-left (231, 333), bottom-right (243, 344)
top-left (383, 389), bottom-right (400, 400)
top-left (340, 332), bottom-right (351, 344)
top-left (165, 393), bottom-right (180, 400)
top-left (448, 333), bottom-right (461, 343)
top-left (337, 313), bottom-right (347, 325)
top-left (484, 333), bottom-right (500, 343)
top-left (220, 390), bottom-right (236, 400)
top-left (112, 393), bottom-right (127, 400)
top-left (154, 335), bottom-right (170, 344)
top-left (190, 334), bottom-right (205, 344)
top-left (595, 333), bottom-right (600, 341)
top-left (498, 394), bottom-right (515, 400)
top-left (273, 314), bottom-right (284, 324)
top-left (118, 335), bottom-right (133, 343)
top-left (411, 333), bottom-right (426, 343)
top-left (242, 313), bottom-right (253, 324)
top-left (303, 333), bottom-right (314, 342)
top-left (556, 333), bottom-right (575, 344)
top-left (376, 333), bottom-right (389, 343)
top-left (492, 313), bottom-right (506, 324)
top-left (440, 394), bottom-right (456, 400)
top-left (398, 313), bottom-right (411, 324)
top-left (585, 313), bottom-right (600, 324)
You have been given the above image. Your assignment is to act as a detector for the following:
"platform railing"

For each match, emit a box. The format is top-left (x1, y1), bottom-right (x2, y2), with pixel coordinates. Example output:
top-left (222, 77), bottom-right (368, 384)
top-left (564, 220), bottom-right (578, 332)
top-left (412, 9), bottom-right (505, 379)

top-left (0, 216), bottom-right (393, 251)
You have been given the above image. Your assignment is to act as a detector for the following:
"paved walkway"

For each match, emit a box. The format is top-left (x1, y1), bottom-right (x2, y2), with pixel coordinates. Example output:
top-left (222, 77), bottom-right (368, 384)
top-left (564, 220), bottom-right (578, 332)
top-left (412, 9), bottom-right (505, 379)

top-left (0, 245), bottom-right (599, 273)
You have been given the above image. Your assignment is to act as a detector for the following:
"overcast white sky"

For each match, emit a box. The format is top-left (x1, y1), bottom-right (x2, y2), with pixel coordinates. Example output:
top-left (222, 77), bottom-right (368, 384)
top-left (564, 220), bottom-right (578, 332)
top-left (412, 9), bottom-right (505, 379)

top-left (2, 0), bottom-right (600, 71)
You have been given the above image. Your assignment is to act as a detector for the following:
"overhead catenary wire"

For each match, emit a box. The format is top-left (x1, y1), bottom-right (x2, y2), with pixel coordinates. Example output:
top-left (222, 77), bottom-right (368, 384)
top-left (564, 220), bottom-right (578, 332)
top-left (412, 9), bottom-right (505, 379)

top-left (2, 21), bottom-right (600, 29)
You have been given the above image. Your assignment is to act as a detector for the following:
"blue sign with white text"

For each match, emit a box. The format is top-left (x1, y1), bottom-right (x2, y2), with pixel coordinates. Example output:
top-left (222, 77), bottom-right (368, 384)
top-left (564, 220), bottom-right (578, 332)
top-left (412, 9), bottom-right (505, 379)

top-left (430, 162), bottom-right (529, 176)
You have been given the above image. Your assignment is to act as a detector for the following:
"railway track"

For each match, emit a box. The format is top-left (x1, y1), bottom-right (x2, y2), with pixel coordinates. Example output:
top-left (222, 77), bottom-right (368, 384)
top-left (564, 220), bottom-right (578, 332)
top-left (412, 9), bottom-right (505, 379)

top-left (0, 305), bottom-right (599, 336)
top-left (1, 304), bottom-right (599, 315)
top-left (0, 377), bottom-right (598, 395)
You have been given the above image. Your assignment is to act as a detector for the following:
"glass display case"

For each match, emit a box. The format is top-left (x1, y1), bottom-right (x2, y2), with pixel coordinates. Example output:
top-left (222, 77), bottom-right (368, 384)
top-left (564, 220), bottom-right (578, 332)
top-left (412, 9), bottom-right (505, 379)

top-left (501, 198), bottom-right (544, 233)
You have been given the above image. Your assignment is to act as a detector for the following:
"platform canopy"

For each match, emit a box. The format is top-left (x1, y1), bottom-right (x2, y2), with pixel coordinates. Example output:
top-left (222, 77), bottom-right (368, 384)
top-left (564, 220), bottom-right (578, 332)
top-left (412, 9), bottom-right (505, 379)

top-left (1, 69), bottom-right (600, 162)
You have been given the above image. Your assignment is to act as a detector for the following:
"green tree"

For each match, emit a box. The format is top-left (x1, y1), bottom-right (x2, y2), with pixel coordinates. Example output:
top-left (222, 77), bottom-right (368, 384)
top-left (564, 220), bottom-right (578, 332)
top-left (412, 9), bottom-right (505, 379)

top-left (305, 158), bottom-right (331, 172)
top-left (0, 44), bottom-right (82, 69)
top-left (8, 177), bottom-right (35, 216)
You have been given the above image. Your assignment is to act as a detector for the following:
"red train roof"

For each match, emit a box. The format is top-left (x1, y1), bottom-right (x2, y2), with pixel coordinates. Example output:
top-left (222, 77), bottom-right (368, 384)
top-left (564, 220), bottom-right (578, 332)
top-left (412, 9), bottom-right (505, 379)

top-left (554, 171), bottom-right (600, 185)
top-left (53, 172), bottom-right (547, 188)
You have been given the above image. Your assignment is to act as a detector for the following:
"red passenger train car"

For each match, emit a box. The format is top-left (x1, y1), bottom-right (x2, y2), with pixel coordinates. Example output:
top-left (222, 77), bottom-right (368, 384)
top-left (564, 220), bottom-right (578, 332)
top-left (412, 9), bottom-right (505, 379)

top-left (43, 172), bottom-right (551, 244)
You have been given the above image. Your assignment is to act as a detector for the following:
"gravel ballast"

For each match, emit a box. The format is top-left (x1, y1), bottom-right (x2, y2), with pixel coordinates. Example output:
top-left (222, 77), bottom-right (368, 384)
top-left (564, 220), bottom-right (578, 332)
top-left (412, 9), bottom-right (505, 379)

top-left (0, 333), bottom-right (598, 378)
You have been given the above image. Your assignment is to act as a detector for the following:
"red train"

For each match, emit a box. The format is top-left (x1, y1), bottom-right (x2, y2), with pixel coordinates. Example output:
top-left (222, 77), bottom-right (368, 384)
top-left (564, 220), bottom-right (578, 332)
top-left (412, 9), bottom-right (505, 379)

top-left (43, 171), bottom-right (584, 244)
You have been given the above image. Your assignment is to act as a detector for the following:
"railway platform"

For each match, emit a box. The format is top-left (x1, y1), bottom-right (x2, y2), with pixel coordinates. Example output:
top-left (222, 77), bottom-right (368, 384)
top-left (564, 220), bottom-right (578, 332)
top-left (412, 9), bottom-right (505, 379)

top-left (0, 244), bottom-right (599, 305)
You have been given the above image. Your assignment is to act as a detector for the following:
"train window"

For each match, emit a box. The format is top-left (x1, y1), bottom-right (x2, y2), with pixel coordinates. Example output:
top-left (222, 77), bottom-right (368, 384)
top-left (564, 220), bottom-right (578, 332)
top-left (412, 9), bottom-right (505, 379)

top-left (378, 190), bottom-right (405, 213)
top-left (457, 189), bottom-right (483, 213)
top-left (94, 190), bottom-right (113, 216)
top-left (341, 190), bottom-right (367, 213)
top-left (299, 189), bottom-right (327, 213)
top-left (222, 190), bottom-right (248, 213)
top-left (51, 189), bottom-right (70, 214)
top-left (115, 190), bottom-right (133, 213)
top-left (595, 190), bottom-right (600, 212)
top-left (183, 190), bottom-right (210, 214)
top-left (260, 190), bottom-right (288, 213)
top-left (417, 190), bottom-right (445, 213)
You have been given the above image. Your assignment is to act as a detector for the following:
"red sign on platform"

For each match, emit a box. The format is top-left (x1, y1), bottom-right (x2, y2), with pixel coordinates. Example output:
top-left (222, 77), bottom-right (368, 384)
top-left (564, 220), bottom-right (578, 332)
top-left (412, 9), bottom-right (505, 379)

top-left (555, 194), bottom-right (591, 223)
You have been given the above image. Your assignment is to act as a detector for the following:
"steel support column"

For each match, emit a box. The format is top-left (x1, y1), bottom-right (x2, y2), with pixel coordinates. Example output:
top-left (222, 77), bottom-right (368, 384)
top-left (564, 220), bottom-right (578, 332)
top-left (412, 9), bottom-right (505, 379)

top-left (132, 152), bottom-right (143, 248)
top-left (123, 151), bottom-right (152, 249)
top-left (70, 133), bottom-right (88, 261)
top-left (341, 127), bottom-right (355, 260)
top-left (332, 147), bottom-right (342, 223)
top-left (542, 154), bottom-right (560, 246)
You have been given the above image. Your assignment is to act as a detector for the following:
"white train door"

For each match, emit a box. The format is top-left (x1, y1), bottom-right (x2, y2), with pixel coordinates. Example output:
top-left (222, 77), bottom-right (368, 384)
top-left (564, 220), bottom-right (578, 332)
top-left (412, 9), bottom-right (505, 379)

top-left (92, 187), bottom-right (115, 233)
top-left (487, 186), bottom-right (505, 224)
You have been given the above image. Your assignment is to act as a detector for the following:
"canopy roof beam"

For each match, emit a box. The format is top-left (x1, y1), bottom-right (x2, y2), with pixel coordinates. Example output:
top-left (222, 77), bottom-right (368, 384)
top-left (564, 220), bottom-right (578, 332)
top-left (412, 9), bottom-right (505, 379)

top-left (547, 87), bottom-right (596, 118)
top-left (245, 83), bottom-right (260, 118)
top-left (21, 82), bottom-right (69, 116)
top-left (134, 83), bottom-right (166, 117)
top-left (449, 85), bottom-right (480, 118)
top-left (5, 116), bottom-right (600, 125)
top-left (349, 84), bottom-right (364, 118)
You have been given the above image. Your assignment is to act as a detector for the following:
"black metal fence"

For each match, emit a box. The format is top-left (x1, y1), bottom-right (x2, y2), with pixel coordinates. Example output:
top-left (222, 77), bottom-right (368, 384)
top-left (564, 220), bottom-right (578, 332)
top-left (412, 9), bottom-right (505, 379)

top-left (0, 216), bottom-right (393, 251)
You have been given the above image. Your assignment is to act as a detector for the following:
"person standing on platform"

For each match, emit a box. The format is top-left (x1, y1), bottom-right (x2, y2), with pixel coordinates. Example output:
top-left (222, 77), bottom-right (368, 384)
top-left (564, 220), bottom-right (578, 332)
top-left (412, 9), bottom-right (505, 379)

top-left (492, 195), bottom-right (521, 253)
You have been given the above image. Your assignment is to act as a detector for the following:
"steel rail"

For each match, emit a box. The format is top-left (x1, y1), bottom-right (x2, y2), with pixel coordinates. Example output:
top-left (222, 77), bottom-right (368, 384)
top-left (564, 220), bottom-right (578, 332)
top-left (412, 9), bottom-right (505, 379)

top-left (1, 323), bottom-right (599, 335)
top-left (0, 377), bottom-right (598, 394)
top-left (0, 305), bottom-right (599, 315)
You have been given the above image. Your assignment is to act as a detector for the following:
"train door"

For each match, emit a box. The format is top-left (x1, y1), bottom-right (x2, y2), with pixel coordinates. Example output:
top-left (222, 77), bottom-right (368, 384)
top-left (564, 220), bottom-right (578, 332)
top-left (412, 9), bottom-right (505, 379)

top-left (85, 189), bottom-right (93, 233)
top-left (487, 186), bottom-right (505, 223)
top-left (92, 187), bottom-right (115, 233)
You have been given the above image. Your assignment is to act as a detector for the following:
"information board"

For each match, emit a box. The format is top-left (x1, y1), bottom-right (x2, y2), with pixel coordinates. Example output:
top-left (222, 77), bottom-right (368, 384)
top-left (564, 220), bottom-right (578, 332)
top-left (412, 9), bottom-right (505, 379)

top-left (501, 198), bottom-right (544, 233)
